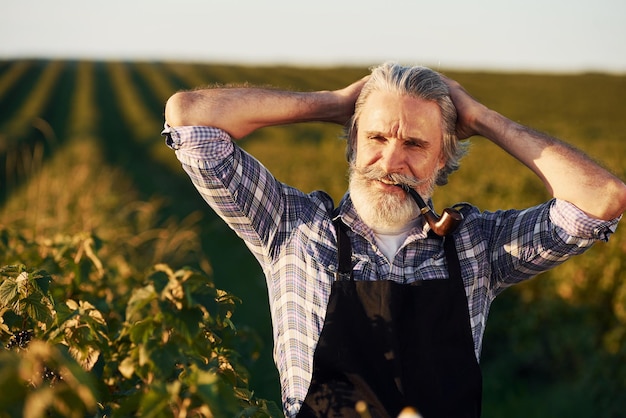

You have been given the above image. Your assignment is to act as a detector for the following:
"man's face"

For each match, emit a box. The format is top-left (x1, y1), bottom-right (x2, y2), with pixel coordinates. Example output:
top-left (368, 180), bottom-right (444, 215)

top-left (349, 90), bottom-right (445, 232)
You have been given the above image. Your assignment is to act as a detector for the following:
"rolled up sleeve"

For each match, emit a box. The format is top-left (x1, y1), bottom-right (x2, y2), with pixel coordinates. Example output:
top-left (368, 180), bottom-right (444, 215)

top-left (550, 199), bottom-right (621, 242)
top-left (161, 123), bottom-right (234, 167)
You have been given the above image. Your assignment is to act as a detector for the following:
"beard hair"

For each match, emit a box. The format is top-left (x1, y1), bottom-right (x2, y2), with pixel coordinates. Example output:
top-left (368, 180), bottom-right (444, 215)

top-left (349, 164), bottom-right (437, 233)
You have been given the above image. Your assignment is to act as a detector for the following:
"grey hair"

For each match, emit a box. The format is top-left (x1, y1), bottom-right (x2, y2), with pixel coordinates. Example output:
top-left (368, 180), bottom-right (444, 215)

top-left (344, 62), bottom-right (468, 186)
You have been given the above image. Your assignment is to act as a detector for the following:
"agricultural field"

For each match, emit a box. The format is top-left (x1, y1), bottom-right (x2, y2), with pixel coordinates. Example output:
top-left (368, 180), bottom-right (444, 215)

top-left (0, 59), bottom-right (625, 417)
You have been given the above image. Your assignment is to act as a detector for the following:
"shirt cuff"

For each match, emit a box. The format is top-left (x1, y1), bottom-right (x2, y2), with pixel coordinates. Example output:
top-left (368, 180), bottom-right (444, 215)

top-left (161, 122), bottom-right (177, 148)
top-left (550, 199), bottom-right (621, 242)
top-left (161, 123), bottom-right (234, 163)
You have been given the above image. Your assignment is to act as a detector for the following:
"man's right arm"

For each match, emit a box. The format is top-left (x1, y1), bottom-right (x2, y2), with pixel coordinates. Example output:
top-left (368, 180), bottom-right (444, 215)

top-left (164, 77), bottom-right (368, 139)
top-left (443, 76), bottom-right (626, 221)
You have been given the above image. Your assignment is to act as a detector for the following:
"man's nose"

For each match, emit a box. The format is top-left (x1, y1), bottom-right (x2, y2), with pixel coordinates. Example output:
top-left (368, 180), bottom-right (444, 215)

top-left (379, 142), bottom-right (405, 173)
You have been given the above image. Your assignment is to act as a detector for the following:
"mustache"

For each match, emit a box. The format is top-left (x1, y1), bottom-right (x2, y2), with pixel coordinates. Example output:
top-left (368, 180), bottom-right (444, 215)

top-left (350, 164), bottom-right (426, 189)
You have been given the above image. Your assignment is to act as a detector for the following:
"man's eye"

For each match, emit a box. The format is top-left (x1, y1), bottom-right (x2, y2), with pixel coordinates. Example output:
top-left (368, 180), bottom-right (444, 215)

top-left (406, 140), bottom-right (426, 148)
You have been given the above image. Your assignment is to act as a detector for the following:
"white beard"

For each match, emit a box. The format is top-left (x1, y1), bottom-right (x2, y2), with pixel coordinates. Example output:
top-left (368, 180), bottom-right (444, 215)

top-left (349, 164), bottom-right (437, 234)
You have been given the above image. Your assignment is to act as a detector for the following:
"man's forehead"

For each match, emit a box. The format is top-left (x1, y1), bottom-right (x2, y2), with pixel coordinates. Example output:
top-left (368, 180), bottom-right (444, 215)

top-left (358, 91), bottom-right (443, 139)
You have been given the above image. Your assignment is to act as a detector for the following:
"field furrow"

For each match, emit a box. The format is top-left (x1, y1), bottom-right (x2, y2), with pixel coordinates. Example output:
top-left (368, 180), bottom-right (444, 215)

top-left (133, 61), bottom-right (183, 104)
top-left (1, 61), bottom-right (65, 140)
top-left (0, 61), bottom-right (33, 104)
top-left (106, 61), bottom-right (161, 141)
top-left (67, 61), bottom-right (99, 137)
top-left (0, 61), bottom-right (47, 123)
top-left (163, 61), bottom-right (212, 89)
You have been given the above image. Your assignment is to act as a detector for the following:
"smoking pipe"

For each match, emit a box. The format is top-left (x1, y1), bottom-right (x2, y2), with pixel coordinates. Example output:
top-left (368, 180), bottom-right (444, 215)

top-left (396, 184), bottom-right (464, 236)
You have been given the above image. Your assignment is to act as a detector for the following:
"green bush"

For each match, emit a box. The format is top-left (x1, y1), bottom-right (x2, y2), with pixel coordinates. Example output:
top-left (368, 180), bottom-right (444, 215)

top-left (0, 227), bottom-right (281, 418)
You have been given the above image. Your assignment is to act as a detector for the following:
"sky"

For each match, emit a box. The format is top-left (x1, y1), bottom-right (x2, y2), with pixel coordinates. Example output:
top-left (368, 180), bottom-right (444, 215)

top-left (2, 0), bottom-right (625, 73)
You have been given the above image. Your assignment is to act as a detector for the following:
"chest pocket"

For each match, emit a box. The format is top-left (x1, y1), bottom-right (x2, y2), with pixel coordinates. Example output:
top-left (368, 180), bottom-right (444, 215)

top-left (410, 250), bottom-right (450, 281)
top-left (350, 245), bottom-right (451, 283)
top-left (350, 253), bottom-right (378, 281)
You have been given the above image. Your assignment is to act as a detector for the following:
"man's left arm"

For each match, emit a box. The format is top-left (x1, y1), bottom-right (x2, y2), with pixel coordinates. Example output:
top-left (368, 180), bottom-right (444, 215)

top-left (444, 77), bottom-right (626, 222)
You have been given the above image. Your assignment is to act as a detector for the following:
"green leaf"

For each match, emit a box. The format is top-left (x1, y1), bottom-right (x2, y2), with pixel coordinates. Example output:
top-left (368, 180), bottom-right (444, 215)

top-left (112, 389), bottom-right (143, 418)
top-left (126, 284), bottom-right (158, 323)
top-left (30, 269), bottom-right (52, 294)
top-left (23, 293), bottom-right (54, 324)
top-left (54, 300), bottom-right (76, 325)
top-left (149, 270), bottom-right (169, 294)
top-left (0, 264), bottom-right (26, 277)
top-left (0, 277), bottom-right (19, 310)
top-left (263, 399), bottom-right (285, 418)
top-left (148, 343), bottom-right (182, 379)
top-left (137, 382), bottom-right (171, 418)
top-left (118, 356), bottom-right (136, 379)
top-left (194, 368), bottom-right (239, 416)
top-left (129, 319), bottom-right (157, 344)
top-left (223, 317), bottom-right (236, 331)
top-left (162, 307), bottom-right (202, 343)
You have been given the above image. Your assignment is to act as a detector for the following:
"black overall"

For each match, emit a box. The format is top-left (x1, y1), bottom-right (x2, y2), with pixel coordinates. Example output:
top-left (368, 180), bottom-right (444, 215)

top-left (297, 219), bottom-right (482, 418)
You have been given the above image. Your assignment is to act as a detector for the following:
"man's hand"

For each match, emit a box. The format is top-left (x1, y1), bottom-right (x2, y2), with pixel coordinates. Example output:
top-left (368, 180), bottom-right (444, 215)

top-left (441, 75), bottom-right (488, 141)
top-left (329, 76), bottom-right (369, 125)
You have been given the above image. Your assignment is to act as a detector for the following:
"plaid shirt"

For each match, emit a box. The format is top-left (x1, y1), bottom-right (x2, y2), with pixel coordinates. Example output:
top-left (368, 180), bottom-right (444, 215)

top-left (163, 124), bottom-right (619, 417)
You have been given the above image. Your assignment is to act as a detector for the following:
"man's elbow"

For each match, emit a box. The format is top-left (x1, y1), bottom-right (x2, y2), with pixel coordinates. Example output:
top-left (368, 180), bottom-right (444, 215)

top-left (613, 181), bottom-right (626, 219)
top-left (163, 89), bottom-right (245, 138)
top-left (165, 91), bottom-right (209, 127)
top-left (165, 92), bottom-right (190, 127)
top-left (597, 180), bottom-right (626, 221)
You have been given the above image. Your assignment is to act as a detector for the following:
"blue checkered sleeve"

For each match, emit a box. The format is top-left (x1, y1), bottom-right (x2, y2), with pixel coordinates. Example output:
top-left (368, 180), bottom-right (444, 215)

top-left (163, 124), bottom-right (290, 262)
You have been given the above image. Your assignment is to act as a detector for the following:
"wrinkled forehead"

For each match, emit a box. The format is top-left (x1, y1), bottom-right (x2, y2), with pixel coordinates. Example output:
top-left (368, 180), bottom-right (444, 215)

top-left (357, 91), bottom-right (444, 140)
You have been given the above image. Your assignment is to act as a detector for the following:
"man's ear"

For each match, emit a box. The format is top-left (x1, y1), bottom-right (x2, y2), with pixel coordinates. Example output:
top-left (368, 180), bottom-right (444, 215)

top-left (437, 153), bottom-right (446, 171)
top-left (346, 126), bottom-right (359, 163)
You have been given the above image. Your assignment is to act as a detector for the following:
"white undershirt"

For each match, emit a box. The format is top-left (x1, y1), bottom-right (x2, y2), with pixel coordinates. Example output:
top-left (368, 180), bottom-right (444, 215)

top-left (374, 231), bottom-right (410, 261)
top-left (372, 220), bottom-right (419, 262)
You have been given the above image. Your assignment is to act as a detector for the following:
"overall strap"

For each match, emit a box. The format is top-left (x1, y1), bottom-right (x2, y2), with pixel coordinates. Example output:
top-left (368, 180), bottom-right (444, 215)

top-left (333, 217), bottom-right (353, 281)
top-left (443, 234), bottom-right (462, 283)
